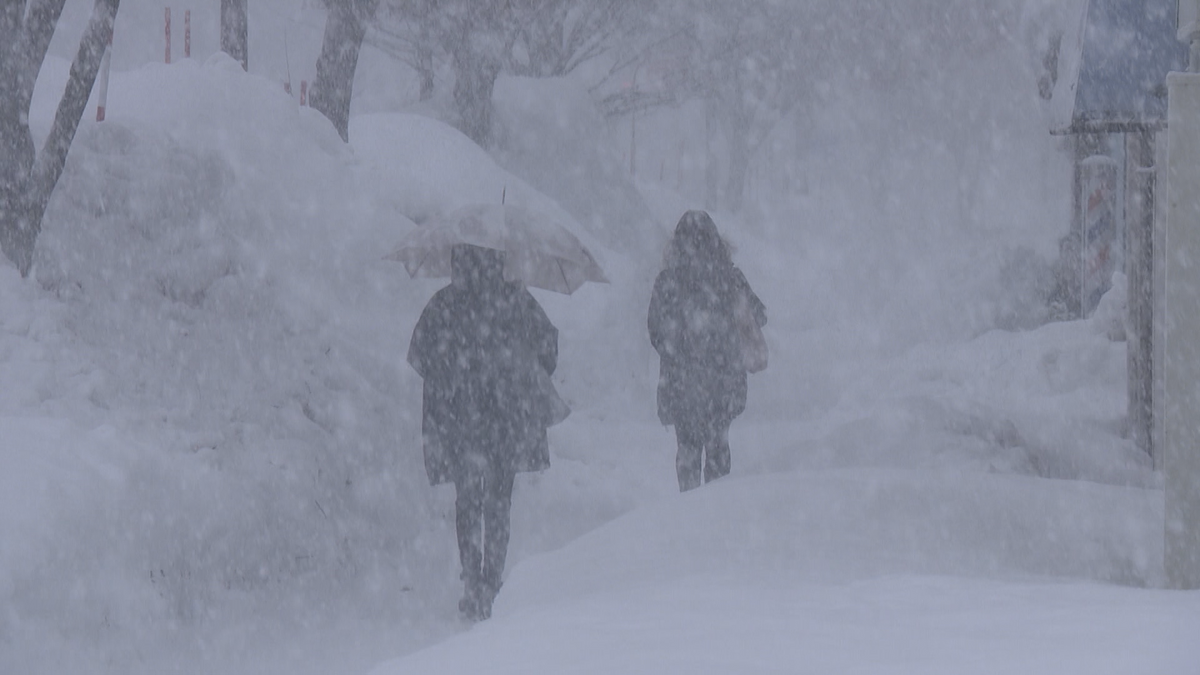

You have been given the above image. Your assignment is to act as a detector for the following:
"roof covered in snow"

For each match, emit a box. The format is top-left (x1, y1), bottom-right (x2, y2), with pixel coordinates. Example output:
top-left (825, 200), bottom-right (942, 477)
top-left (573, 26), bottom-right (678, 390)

top-left (1051, 0), bottom-right (1188, 134)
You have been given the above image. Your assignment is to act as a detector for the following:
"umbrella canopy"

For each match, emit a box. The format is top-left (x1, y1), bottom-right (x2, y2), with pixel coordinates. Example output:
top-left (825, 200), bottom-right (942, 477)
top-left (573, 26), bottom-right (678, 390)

top-left (385, 203), bottom-right (608, 294)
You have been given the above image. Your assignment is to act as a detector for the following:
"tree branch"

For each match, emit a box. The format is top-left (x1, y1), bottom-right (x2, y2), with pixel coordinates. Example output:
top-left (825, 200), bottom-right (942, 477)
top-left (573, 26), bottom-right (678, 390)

top-left (16, 0), bottom-right (69, 114)
top-left (12, 0), bottom-right (120, 276)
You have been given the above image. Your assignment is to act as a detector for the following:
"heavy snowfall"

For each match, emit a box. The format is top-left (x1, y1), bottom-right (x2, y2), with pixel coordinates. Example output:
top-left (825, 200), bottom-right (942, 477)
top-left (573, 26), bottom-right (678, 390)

top-left (2, 1), bottom-right (1199, 673)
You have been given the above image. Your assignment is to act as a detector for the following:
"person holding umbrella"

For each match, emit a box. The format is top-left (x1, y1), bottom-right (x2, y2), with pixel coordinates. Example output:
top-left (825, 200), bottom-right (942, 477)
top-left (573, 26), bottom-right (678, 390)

top-left (648, 210), bottom-right (767, 492)
top-left (394, 203), bottom-right (605, 621)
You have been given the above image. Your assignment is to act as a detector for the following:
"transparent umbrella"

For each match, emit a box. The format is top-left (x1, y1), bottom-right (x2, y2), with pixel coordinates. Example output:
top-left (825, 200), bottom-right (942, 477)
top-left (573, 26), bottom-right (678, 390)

top-left (385, 203), bottom-right (608, 294)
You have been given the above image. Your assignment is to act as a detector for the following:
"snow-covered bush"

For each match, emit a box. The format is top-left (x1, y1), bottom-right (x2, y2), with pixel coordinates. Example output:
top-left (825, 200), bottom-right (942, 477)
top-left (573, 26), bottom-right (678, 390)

top-left (992, 245), bottom-right (1054, 331)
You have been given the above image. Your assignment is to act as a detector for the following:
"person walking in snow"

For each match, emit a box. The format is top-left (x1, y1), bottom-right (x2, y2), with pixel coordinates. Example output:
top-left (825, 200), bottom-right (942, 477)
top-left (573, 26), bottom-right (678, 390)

top-left (648, 210), bottom-right (767, 492)
top-left (408, 244), bottom-right (562, 621)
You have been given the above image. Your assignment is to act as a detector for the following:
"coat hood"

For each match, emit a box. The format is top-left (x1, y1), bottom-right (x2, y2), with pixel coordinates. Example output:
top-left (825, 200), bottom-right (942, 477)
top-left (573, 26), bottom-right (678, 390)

top-left (663, 210), bottom-right (732, 270)
top-left (451, 244), bottom-right (506, 289)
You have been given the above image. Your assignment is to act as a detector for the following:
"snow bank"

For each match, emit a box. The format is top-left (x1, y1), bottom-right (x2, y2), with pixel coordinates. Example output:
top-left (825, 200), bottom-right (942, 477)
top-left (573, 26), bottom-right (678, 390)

top-left (6, 55), bottom-right (466, 675)
top-left (373, 574), bottom-right (1200, 675)
top-left (351, 111), bottom-right (580, 230)
top-left (502, 469), bottom-right (1163, 612)
top-left (371, 466), bottom-right (1186, 675)
top-left (737, 316), bottom-right (1147, 487)
top-left (5, 50), bottom-right (668, 675)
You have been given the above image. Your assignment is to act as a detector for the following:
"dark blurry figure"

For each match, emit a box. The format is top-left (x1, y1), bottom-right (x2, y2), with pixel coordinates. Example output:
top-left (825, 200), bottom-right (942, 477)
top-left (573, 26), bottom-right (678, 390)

top-left (408, 244), bottom-right (561, 621)
top-left (1048, 230), bottom-right (1083, 320)
top-left (648, 211), bottom-right (767, 492)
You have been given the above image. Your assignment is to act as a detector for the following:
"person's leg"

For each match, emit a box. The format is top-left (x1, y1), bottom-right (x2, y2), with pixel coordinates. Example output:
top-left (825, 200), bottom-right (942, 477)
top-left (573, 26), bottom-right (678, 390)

top-left (675, 416), bottom-right (704, 492)
top-left (454, 473), bottom-right (485, 616)
top-left (479, 467), bottom-right (516, 617)
top-left (703, 418), bottom-right (731, 484)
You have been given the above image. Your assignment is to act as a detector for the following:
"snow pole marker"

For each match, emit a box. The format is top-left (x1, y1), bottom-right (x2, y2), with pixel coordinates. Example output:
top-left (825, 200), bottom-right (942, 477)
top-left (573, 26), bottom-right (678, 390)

top-left (96, 32), bottom-right (113, 121)
top-left (184, 9), bottom-right (190, 59)
top-left (284, 27), bottom-right (294, 97)
top-left (164, 7), bottom-right (171, 64)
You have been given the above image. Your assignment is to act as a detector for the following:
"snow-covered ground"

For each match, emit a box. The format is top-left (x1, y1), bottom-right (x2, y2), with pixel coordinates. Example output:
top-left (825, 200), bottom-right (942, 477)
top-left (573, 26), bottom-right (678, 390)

top-left (379, 574), bottom-right (1200, 674)
top-left (2, 46), bottom-right (1198, 675)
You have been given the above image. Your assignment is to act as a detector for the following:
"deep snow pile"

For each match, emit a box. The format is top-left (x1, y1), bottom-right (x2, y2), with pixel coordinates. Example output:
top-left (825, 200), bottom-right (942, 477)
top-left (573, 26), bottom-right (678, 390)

top-left (377, 575), bottom-right (1200, 675)
top-left (1, 52), bottom-right (666, 675)
top-left (6, 54), bottom-right (450, 674)
top-left (371, 464), bottom-right (1191, 675)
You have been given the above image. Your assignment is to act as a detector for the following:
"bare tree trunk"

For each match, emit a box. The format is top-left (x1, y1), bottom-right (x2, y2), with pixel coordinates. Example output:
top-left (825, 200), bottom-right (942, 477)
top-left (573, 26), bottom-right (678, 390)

top-left (1, 1), bottom-right (57, 229)
top-left (416, 39), bottom-right (434, 101)
top-left (310, 0), bottom-right (380, 143)
top-left (451, 43), bottom-right (500, 148)
top-left (703, 98), bottom-right (753, 213)
top-left (220, 0), bottom-right (248, 71)
top-left (703, 98), bottom-right (720, 211)
top-left (0, 1), bottom-right (19, 35)
top-left (413, 6), bottom-right (435, 102)
top-left (12, 1), bottom-right (69, 111)
top-left (2, 0), bottom-right (118, 277)
top-left (0, 2), bottom-right (36, 206)
top-left (724, 132), bottom-right (751, 213)
top-left (22, 1), bottom-right (68, 81)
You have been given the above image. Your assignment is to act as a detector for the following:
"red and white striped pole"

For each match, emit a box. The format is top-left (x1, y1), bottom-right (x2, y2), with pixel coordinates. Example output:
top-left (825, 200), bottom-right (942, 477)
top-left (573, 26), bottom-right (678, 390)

top-left (164, 8), bottom-right (171, 64)
top-left (300, 80), bottom-right (307, 106)
top-left (96, 32), bottom-right (113, 121)
top-left (184, 9), bottom-right (190, 58)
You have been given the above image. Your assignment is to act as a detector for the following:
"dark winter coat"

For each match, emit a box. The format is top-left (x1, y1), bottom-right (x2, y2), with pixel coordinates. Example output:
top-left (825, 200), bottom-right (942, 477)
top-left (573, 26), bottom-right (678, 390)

top-left (648, 211), bottom-right (766, 427)
top-left (408, 245), bottom-right (560, 486)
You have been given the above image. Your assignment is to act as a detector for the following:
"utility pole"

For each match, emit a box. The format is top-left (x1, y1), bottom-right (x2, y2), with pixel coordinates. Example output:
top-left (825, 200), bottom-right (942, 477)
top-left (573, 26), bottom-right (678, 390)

top-left (1127, 129), bottom-right (1155, 461)
top-left (1163, 0), bottom-right (1200, 589)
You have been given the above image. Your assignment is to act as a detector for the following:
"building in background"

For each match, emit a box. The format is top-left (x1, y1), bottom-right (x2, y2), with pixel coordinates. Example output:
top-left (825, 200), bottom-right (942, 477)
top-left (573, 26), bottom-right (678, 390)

top-left (1049, 0), bottom-right (1186, 463)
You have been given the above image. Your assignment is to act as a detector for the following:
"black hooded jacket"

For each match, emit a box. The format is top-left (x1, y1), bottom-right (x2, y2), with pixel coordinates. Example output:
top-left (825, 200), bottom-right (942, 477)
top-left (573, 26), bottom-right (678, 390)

top-left (648, 211), bottom-right (766, 426)
top-left (408, 245), bottom-right (559, 485)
